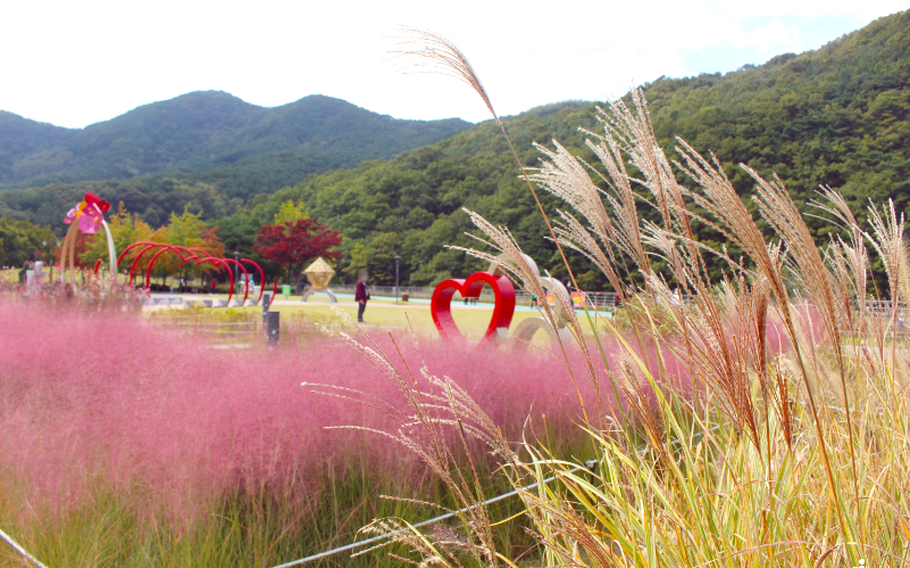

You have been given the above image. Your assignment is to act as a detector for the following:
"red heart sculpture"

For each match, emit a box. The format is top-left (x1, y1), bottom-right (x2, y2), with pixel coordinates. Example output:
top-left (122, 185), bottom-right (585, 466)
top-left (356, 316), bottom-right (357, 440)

top-left (431, 271), bottom-right (516, 344)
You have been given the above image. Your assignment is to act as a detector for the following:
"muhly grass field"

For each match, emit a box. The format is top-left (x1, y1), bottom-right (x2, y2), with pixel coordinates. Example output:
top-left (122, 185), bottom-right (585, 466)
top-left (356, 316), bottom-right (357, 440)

top-left (0, 298), bottom-right (613, 567)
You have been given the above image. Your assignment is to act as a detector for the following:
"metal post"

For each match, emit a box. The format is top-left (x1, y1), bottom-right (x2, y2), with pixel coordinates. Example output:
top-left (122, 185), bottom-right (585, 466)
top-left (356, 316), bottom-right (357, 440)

top-left (41, 240), bottom-right (47, 290)
top-left (394, 255), bottom-right (401, 304)
top-left (262, 292), bottom-right (272, 324)
top-left (50, 240), bottom-right (60, 283)
top-left (265, 310), bottom-right (280, 350)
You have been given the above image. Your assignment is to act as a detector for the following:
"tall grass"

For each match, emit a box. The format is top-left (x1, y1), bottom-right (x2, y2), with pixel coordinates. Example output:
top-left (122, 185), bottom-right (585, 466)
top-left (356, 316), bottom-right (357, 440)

top-left (352, 30), bottom-right (910, 567)
top-left (0, 300), bottom-right (608, 566)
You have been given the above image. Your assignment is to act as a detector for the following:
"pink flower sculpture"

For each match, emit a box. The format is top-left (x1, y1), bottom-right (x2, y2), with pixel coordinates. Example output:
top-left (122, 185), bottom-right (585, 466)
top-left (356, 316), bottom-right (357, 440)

top-left (63, 192), bottom-right (111, 235)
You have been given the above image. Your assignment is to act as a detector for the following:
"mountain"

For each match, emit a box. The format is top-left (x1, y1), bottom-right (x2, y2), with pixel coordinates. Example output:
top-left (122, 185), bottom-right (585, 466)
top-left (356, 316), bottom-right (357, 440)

top-left (217, 10), bottom-right (910, 287)
top-left (644, 10), bottom-right (910, 214)
top-left (0, 92), bottom-right (471, 197)
top-left (0, 111), bottom-right (75, 180)
top-left (2, 10), bottom-right (907, 288)
top-left (215, 101), bottom-right (600, 286)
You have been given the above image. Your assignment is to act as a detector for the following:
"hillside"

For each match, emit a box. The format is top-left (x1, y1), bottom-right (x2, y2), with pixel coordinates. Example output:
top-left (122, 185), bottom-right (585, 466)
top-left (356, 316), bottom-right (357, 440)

top-left (0, 92), bottom-right (471, 197)
top-left (219, 10), bottom-right (909, 287)
top-left (0, 111), bottom-right (75, 180)
top-left (645, 10), bottom-right (910, 219)
top-left (218, 101), bottom-right (601, 286)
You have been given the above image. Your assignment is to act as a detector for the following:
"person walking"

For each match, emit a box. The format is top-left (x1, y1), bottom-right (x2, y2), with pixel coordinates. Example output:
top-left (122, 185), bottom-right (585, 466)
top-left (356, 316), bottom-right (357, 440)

top-left (355, 270), bottom-right (370, 323)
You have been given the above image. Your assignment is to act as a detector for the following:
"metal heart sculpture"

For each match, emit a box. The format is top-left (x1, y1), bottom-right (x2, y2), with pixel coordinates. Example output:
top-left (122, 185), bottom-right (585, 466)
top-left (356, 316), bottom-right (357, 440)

top-left (431, 271), bottom-right (516, 344)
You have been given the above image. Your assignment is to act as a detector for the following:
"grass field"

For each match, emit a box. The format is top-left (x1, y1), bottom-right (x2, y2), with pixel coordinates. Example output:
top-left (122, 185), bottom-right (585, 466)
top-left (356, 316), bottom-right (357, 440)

top-left (270, 300), bottom-right (583, 341)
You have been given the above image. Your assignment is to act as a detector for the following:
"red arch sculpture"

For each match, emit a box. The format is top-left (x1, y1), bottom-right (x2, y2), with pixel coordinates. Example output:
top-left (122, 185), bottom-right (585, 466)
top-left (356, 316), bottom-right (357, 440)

top-left (119, 242), bottom-right (189, 286)
top-left (241, 259), bottom-right (265, 304)
top-left (127, 244), bottom-right (162, 285)
top-left (119, 241), bottom-right (265, 305)
top-left (144, 246), bottom-right (188, 291)
top-left (194, 257), bottom-right (235, 304)
top-left (144, 247), bottom-right (239, 305)
top-left (218, 258), bottom-right (251, 304)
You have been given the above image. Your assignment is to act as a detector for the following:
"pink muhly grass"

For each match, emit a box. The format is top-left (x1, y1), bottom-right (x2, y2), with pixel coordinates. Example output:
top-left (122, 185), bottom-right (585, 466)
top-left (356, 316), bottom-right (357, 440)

top-left (0, 301), bottom-right (606, 526)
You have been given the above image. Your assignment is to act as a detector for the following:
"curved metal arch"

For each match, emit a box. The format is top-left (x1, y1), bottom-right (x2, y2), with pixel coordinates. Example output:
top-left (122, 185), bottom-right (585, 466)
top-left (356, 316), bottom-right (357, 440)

top-left (143, 249), bottom-right (237, 305)
top-left (118, 241), bottom-right (164, 268)
top-left (117, 241), bottom-right (151, 265)
top-left (128, 244), bottom-right (161, 286)
top-left (120, 242), bottom-right (183, 286)
top-left (144, 246), bottom-right (193, 294)
top-left (121, 242), bottom-right (212, 284)
top-left (220, 258), bottom-right (251, 304)
top-left (241, 259), bottom-right (265, 303)
top-left (122, 240), bottom-right (258, 306)
top-left (58, 202), bottom-right (118, 285)
top-left (139, 244), bottom-right (211, 289)
top-left (196, 257), bottom-right (235, 305)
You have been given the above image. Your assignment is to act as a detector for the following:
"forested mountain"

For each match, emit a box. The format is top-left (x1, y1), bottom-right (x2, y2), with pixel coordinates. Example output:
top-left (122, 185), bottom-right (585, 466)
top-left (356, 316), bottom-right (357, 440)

top-left (645, 10), bottom-right (910, 219)
top-left (0, 111), bottom-right (75, 180)
top-left (2, 10), bottom-right (907, 288)
top-left (219, 9), bottom-right (910, 287)
top-left (0, 92), bottom-right (470, 196)
top-left (217, 102), bottom-right (600, 286)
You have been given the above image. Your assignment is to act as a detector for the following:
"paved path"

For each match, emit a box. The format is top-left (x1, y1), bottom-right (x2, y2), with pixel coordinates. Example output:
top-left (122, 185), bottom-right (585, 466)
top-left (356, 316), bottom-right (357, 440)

top-left (142, 292), bottom-right (613, 317)
top-left (144, 292), bottom-right (549, 312)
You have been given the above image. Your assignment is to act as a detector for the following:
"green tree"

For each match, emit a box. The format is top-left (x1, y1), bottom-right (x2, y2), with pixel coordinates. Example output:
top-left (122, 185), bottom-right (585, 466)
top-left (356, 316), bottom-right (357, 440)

top-left (273, 200), bottom-right (309, 225)
top-left (148, 204), bottom-right (225, 286)
top-left (0, 216), bottom-right (55, 269)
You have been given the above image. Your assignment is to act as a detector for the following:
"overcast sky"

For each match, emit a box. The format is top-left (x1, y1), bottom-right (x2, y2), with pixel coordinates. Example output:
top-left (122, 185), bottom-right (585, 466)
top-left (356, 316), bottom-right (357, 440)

top-left (2, 0), bottom-right (906, 129)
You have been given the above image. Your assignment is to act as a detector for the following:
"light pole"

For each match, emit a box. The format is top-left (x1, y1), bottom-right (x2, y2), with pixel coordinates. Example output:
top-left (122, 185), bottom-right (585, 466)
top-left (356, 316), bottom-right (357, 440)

top-left (42, 240), bottom-right (47, 285)
top-left (52, 240), bottom-right (60, 283)
top-left (394, 255), bottom-right (401, 304)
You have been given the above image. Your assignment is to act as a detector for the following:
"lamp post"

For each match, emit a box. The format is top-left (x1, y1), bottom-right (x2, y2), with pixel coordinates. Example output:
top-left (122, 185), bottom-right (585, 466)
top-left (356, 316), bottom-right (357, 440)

top-left (52, 240), bottom-right (61, 283)
top-left (42, 240), bottom-right (47, 285)
top-left (394, 255), bottom-right (401, 304)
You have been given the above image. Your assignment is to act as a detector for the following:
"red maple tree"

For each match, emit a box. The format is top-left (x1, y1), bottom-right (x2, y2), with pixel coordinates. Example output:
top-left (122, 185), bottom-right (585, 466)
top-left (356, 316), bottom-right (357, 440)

top-left (254, 218), bottom-right (342, 291)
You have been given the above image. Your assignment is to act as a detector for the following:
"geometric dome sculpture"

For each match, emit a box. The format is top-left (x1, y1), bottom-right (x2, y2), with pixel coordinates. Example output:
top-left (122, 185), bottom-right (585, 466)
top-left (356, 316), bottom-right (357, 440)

top-left (302, 257), bottom-right (337, 302)
top-left (304, 257), bottom-right (335, 289)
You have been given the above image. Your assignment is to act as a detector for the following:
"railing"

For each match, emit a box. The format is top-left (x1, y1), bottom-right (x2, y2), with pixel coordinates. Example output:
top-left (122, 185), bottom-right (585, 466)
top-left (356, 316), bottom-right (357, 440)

top-left (146, 313), bottom-right (262, 347)
top-left (330, 284), bottom-right (624, 310)
top-left (859, 300), bottom-right (907, 316)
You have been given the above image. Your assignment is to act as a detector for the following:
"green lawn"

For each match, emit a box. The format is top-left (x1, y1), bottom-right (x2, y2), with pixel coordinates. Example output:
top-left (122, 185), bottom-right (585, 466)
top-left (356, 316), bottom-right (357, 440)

top-left (265, 300), bottom-right (614, 345)
top-left (275, 302), bottom-right (546, 340)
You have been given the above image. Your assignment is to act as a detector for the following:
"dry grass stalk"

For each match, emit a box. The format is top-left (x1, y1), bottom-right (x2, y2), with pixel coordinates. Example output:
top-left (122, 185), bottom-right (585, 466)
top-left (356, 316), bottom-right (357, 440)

top-left (365, 31), bottom-right (910, 567)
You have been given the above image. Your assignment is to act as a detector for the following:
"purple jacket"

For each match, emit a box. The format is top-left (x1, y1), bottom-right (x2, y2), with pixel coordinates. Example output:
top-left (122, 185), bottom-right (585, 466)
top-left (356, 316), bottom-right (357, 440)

top-left (355, 280), bottom-right (370, 302)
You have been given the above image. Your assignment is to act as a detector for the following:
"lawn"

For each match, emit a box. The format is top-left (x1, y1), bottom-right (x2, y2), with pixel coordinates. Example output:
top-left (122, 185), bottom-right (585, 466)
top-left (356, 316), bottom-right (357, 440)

top-left (199, 297), bottom-right (614, 345)
top-left (273, 301), bottom-right (556, 339)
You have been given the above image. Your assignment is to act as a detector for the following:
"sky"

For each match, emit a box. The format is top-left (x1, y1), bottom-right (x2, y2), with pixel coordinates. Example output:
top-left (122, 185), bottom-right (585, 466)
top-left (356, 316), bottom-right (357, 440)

top-left (1, 0), bottom-right (907, 129)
